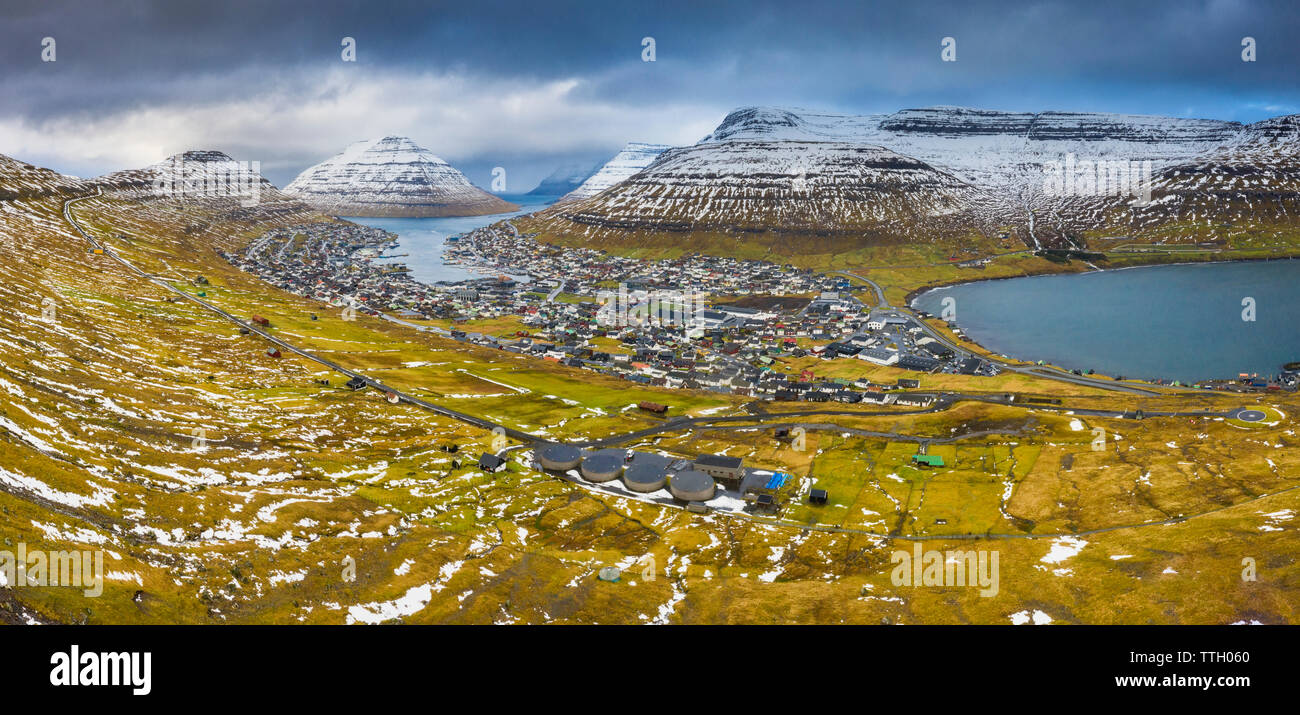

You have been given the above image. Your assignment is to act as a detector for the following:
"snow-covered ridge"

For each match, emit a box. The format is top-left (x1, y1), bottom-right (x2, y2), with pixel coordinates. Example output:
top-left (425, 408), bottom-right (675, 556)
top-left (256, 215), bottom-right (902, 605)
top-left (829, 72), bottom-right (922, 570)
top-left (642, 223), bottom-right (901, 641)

top-left (545, 139), bottom-right (996, 238)
top-left (0, 154), bottom-right (89, 200)
top-left (284, 136), bottom-right (517, 218)
top-left (538, 104), bottom-right (1300, 247)
top-left (527, 159), bottom-right (603, 195)
top-left (700, 106), bottom-right (1248, 198)
top-left (558, 142), bottom-right (673, 202)
top-left (96, 150), bottom-right (285, 199)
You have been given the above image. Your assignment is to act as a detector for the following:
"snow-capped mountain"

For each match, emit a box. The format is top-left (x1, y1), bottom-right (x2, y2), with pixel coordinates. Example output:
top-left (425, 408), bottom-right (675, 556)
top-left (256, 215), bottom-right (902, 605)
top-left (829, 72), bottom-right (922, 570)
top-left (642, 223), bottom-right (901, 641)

top-left (547, 140), bottom-right (996, 240)
top-left (284, 136), bottom-right (517, 217)
top-left (97, 150), bottom-right (290, 205)
top-left (702, 106), bottom-right (1241, 205)
top-left (527, 160), bottom-right (604, 195)
top-left (535, 105), bottom-right (1300, 249)
top-left (557, 142), bottom-right (673, 202)
top-left (1089, 114), bottom-right (1300, 244)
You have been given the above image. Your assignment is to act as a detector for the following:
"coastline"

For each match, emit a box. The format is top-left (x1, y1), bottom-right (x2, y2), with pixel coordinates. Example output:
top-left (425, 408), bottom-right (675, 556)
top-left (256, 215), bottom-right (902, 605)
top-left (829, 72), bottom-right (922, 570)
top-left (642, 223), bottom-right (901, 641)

top-left (901, 253), bottom-right (1300, 384)
top-left (903, 252), bottom-right (1300, 310)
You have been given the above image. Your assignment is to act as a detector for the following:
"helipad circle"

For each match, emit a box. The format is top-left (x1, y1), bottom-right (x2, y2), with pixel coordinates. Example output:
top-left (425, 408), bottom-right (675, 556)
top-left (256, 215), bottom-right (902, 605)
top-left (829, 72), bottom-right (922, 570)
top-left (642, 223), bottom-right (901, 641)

top-left (1236, 409), bottom-right (1267, 422)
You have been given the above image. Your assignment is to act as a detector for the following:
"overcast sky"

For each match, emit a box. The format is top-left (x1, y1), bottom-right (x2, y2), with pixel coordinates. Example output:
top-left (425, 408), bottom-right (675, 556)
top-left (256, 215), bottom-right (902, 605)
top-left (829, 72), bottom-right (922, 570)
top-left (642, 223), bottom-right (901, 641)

top-left (2, 0), bottom-right (1298, 189)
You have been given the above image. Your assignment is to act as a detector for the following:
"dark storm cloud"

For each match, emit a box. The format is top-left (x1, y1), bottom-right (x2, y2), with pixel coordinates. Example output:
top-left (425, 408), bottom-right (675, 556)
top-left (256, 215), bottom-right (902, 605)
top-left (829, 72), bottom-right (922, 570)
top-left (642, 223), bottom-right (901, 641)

top-left (1, 0), bottom-right (1297, 182)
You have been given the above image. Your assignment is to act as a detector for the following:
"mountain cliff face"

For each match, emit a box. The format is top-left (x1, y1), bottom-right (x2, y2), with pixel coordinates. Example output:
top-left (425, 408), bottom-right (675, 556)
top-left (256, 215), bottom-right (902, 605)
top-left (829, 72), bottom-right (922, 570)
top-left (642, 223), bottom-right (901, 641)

top-left (703, 106), bottom-right (1241, 202)
top-left (546, 140), bottom-right (996, 241)
top-left (93, 150), bottom-right (311, 225)
top-left (1084, 114), bottom-right (1300, 245)
top-left (284, 136), bottom-right (517, 217)
top-left (527, 160), bottom-right (603, 195)
top-left (534, 105), bottom-right (1300, 250)
top-left (557, 142), bottom-right (672, 203)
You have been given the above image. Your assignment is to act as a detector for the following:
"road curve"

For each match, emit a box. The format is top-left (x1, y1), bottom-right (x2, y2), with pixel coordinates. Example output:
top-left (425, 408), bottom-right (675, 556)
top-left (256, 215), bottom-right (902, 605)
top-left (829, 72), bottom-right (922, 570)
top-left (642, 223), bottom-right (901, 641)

top-left (63, 190), bottom-right (541, 445)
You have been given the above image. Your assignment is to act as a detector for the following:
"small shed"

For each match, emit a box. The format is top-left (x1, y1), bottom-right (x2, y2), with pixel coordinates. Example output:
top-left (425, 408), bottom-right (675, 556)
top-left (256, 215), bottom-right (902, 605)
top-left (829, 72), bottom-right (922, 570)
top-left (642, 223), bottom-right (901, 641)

top-left (809, 488), bottom-right (828, 505)
top-left (912, 454), bottom-right (944, 468)
top-left (478, 453), bottom-right (506, 473)
top-left (638, 401), bottom-right (668, 415)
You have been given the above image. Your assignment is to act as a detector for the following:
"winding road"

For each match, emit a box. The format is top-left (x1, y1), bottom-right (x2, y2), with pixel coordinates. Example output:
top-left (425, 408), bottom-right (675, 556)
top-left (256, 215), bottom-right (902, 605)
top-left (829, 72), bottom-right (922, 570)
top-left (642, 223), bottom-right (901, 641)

top-left (64, 190), bottom-right (540, 444)
top-left (54, 192), bottom-right (1281, 549)
top-left (64, 192), bottom-right (1240, 457)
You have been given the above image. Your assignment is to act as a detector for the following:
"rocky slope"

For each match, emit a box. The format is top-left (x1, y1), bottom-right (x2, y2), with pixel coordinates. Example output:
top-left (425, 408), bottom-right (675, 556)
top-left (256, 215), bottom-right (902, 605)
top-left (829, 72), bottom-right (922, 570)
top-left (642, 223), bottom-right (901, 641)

top-left (535, 105), bottom-right (1300, 250)
top-left (94, 150), bottom-right (315, 223)
top-left (0, 155), bottom-right (89, 201)
top-left (284, 136), bottom-right (517, 217)
top-left (546, 140), bottom-right (998, 242)
top-left (1095, 115), bottom-right (1300, 245)
top-left (703, 106), bottom-right (1241, 202)
top-left (557, 142), bottom-right (672, 203)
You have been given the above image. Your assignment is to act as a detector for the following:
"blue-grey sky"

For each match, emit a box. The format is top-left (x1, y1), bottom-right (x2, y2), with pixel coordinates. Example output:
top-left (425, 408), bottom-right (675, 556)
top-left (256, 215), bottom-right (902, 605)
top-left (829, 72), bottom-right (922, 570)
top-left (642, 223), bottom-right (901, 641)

top-left (1, 0), bottom-right (1297, 189)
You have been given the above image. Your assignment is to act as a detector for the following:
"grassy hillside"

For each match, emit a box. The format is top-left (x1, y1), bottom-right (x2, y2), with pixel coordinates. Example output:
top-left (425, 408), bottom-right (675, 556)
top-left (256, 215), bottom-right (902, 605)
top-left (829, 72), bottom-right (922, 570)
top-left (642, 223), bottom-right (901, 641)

top-left (0, 187), bottom-right (1296, 624)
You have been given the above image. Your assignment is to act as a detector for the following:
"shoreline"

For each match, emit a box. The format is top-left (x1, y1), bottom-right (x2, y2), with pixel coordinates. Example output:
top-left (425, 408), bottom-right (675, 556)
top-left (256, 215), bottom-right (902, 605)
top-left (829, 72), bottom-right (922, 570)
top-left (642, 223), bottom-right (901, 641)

top-left (902, 253), bottom-right (1300, 385)
top-left (902, 252), bottom-right (1300, 308)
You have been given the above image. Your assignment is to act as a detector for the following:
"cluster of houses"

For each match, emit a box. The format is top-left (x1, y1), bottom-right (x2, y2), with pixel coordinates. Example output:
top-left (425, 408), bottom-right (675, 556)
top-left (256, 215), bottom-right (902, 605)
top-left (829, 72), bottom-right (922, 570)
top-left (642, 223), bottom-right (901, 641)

top-left (447, 222), bottom-right (841, 298)
top-left (225, 222), bottom-right (519, 322)
top-left (226, 220), bottom-right (1001, 405)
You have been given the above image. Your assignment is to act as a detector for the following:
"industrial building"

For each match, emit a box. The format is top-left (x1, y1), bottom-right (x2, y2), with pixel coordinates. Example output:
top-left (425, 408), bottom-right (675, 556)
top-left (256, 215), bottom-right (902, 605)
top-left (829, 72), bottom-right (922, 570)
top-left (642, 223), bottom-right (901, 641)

top-left (693, 454), bottom-right (744, 486)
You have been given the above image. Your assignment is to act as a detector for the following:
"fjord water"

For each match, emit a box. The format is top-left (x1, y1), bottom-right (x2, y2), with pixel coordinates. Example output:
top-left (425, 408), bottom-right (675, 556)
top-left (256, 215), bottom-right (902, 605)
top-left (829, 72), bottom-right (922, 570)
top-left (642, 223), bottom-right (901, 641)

top-left (345, 192), bottom-right (559, 283)
top-left (913, 260), bottom-right (1300, 383)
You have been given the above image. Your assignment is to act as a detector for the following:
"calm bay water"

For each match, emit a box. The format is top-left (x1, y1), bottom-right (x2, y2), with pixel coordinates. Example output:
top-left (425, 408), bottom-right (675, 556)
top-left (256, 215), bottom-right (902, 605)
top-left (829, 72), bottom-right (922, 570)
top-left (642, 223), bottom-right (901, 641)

top-left (343, 192), bottom-right (559, 284)
top-left (912, 260), bottom-right (1300, 383)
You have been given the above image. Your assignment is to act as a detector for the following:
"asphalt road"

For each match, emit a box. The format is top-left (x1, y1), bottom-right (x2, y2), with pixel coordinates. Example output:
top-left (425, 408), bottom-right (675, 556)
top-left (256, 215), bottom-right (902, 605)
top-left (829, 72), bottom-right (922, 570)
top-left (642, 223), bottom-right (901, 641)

top-left (832, 269), bottom-right (1163, 395)
top-left (57, 194), bottom-right (1270, 546)
top-left (64, 190), bottom-right (541, 445)
top-left (63, 194), bottom-right (1237, 456)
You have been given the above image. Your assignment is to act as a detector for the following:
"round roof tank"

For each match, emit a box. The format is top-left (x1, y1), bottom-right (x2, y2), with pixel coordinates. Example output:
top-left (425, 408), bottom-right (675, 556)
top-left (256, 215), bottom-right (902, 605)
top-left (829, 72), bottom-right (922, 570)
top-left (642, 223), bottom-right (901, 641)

top-left (623, 463), bottom-right (667, 493)
top-left (538, 443), bottom-right (581, 471)
top-left (580, 453), bottom-right (623, 483)
top-left (669, 470), bottom-right (716, 502)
